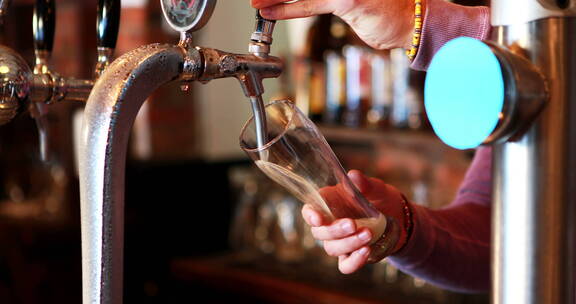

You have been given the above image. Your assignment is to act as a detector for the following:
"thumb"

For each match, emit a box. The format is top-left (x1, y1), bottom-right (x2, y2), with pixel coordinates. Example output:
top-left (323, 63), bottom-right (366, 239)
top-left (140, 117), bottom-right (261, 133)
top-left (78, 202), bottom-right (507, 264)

top-left (347, 170), bottom-right (371, 193)
top-left (347, 170), bottom-right (399, 203)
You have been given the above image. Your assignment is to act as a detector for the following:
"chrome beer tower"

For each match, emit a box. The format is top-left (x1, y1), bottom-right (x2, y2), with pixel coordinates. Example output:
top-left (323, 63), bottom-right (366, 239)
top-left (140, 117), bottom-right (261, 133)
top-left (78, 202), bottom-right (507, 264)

top-left (491, 1), bottom-right (576, 303)
top-left (0, 0), bottom-right (120, 160)
top-left (78, 0), bottom-right (282, 303)
top-left (426, 0), bottom-right (576, 303)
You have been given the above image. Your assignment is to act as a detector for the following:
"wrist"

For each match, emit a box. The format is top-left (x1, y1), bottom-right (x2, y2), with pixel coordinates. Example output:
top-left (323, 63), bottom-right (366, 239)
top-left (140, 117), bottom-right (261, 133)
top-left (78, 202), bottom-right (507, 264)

top-left (392, 195), bottom-right (414, 253)
top-left (366, 195), bottom-right (415, 262)
top-left (402, 0), bottom-right (416, 49)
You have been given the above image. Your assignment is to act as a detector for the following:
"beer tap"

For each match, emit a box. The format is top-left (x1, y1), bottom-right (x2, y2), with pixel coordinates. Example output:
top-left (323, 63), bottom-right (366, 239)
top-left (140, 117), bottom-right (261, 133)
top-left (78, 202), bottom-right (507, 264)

top-left (424, 0), bottom-right (576, 303)
top-left (192, 10), bottom-right (279, 146)
top-left (30, 0), bottom-right (59, 161)
top-left (79, 1), bottom-right (283, 303)
top-left (32, 0), bottom-right (54, 75)
top-left (247, 10), bottom-right (276, 145)
top-left (31, 0), bottom-right (122, 105)
top-left (0, 0), bottom-right (120, 128)
top-left (30, 0), bottom-right (93, 106)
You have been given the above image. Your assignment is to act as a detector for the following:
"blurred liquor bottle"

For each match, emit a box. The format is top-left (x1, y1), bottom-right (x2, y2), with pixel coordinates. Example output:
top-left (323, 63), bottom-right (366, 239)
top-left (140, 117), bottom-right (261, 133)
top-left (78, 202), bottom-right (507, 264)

top-left (293, 14), bottom-right (331, 121)
top-left (367, 50), bottom-right (393, 129)
top-left (390, 48), bottom-right (425, 130)
top-left (342, 42), bottom-right (372, 128)
top-left (324, 49), bottom-right (345, 125)
top-left (323, 16), bottom-right (349, 125)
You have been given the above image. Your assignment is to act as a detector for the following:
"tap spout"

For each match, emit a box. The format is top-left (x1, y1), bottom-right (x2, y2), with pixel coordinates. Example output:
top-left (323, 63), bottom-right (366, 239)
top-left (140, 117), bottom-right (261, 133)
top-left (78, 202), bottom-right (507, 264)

top-left (197, 47), bottom-right (283, 97)
top-left (30, 74), bottom-right (94, 104)
top-left (79, 43), bottom-right (188, 304)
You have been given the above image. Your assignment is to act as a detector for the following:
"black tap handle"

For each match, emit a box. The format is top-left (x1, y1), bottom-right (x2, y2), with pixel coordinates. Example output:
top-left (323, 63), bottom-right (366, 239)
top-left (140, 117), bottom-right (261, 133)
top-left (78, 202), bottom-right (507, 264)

top-left (252, 10), bottom-right (276, 45)
top-left (33, 0), bottom-right (56, 53)
top-left (97, 0), bottom-right (121, 49)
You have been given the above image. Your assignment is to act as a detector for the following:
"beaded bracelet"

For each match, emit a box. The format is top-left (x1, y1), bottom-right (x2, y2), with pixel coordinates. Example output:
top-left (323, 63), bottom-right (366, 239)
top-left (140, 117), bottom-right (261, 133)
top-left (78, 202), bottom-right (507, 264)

top-left (406, 0), bottom-right (423, 61)
top-left (368, 195), bottom-right (414, 261)
top-left (400, 194), bottom-right (414, 246)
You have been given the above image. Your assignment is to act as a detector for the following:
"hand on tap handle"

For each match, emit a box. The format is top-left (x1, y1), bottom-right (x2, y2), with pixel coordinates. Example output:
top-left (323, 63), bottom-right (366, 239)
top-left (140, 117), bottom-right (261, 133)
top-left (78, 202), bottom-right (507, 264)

top-left (249, 9), bottom-right (278, 57)
top-left (252, 0), bottom-right (497, 292)
top-left (256, 9), bottom-right (276, 24)
top-left (251, 0), bottom-right (416, 50)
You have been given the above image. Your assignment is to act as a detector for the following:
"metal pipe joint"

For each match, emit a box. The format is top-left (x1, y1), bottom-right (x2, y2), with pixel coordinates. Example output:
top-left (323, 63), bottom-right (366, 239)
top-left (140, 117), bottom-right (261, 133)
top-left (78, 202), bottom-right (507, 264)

top-left (192, 46), bottom-right (282, 97)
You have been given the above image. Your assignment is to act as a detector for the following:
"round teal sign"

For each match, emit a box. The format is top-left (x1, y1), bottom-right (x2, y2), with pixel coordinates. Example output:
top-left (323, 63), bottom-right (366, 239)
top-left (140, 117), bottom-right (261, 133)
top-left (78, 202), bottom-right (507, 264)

top-left (425, 37), bottom-right (505, 150)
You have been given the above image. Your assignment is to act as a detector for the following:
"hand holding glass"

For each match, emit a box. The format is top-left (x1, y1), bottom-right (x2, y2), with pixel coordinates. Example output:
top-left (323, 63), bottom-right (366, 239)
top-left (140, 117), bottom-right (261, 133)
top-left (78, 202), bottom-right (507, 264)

top-left (239, 100), bottom-right (399, 262)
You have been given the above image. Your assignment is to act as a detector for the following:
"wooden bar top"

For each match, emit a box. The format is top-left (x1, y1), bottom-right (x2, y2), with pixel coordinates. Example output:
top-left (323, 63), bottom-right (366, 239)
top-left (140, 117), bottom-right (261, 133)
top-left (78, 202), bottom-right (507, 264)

top-left (171, 253), bottom-right (440, 304)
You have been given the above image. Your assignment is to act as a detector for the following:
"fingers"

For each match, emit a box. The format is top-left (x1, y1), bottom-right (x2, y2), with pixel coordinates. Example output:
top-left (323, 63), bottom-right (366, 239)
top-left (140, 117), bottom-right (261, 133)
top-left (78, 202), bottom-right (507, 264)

top-left (338, 247), bottom-right (370, 274)
top-left (301, 204), bottom-right (329, 226)
top-left (310, 218), bottom-right (356, 240)
top-left (347, 170), bottom-right (370, 193)
top-left (348, 170), bottom-right (399, 202)
top-left (251, 0), bottom-right (289, 9)
top-left (256, 0), bottom-right (337, 20)
top-left (323, 228), bottom-right (372, 257)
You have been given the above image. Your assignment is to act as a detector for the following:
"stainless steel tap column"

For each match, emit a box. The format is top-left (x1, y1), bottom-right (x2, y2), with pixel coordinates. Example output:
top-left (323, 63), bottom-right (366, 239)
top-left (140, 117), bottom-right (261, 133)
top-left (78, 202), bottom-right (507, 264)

top-left (80, 44), bottom-right (190, 304)
top-left (79, 1), bottom-right (282, 303)
top-left (491, 1), bottom-right (576, 303)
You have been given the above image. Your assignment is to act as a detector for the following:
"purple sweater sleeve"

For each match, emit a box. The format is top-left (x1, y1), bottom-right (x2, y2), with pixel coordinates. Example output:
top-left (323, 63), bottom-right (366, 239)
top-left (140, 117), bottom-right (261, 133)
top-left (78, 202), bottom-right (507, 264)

top-left (410, 0), bottom-right (491, 71)
top-left (388, 147), bottom-right (492, 293)
top-left (385, 2), bottom-right (493, 291)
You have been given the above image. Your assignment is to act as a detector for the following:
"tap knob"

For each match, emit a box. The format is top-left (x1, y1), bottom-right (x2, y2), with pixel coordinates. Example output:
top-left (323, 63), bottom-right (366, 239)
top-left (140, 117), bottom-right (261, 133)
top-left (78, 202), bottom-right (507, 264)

top-left (95, 0), bottom-right (121, 77)
top-left (32, 0), bottom-right (55, 74)
top-left (97, 0), bottom-right (120, 50)
top-left (249, 10), bottom-right (276, 56)
top-left (252, 10), bottom-right (276, 45)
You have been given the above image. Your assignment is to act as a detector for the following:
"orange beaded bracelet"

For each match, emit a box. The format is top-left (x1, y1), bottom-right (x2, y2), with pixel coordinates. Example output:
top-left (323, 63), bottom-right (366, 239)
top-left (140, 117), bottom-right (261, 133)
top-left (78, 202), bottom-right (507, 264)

top-left (406, 0), bottom-right (423, 61)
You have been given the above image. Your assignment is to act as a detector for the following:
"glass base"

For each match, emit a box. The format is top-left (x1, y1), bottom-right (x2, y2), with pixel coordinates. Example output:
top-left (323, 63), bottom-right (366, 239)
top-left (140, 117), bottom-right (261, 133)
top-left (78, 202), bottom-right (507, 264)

top-left (367, 216), bottom-right (400, 263)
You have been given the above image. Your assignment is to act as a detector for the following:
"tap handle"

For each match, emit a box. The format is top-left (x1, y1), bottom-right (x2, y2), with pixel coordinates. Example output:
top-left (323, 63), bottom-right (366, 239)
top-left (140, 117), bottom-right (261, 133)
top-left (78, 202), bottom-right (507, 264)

top-left (256, 10), bottom-right (276, 24)
top-left (97, 0), bottom-right (121, 49)
top-left (33, 0), bottom-right (55, 54)
top-left (252, 10), bottom-right (276, 45)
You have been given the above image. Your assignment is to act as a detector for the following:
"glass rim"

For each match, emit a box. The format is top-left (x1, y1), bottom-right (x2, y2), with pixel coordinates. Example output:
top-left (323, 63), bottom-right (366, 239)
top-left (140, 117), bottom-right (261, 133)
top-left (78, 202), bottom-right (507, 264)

top-left (239, 99), bottom-right (297, 153)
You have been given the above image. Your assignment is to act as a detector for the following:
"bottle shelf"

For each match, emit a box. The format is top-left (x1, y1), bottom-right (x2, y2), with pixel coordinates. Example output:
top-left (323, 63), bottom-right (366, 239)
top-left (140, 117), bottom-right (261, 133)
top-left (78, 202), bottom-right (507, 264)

top-left (319, 125), bottom-right (443, 147)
